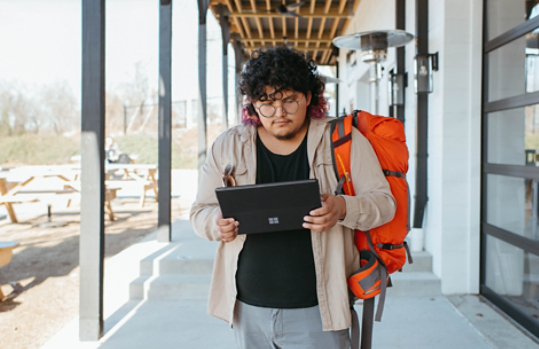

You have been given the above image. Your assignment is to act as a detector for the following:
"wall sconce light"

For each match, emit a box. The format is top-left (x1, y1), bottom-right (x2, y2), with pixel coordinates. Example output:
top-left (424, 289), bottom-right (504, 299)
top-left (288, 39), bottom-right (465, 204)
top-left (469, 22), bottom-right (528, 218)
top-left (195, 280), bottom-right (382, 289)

top-left (414, 52), bottom-right (438, 94)
top-left (388, 70), bottom-right (406, 107)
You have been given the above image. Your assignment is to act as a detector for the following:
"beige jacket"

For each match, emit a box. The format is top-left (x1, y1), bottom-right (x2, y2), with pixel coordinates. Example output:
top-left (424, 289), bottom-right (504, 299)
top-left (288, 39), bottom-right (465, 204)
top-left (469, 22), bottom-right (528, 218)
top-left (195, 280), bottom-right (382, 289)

top-left (189, 116), bottom-right (396, 331)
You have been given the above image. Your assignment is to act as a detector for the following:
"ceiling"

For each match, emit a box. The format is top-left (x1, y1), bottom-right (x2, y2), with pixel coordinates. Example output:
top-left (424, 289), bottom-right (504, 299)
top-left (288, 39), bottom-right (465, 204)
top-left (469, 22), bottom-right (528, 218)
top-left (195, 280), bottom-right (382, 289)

top-left (209, 0), bottom-right (361, 66)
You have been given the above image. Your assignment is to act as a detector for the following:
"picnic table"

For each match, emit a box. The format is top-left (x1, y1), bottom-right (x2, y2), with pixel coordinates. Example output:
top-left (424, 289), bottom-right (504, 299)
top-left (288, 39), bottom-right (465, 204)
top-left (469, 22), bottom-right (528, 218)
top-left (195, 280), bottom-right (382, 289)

top-left (0, 241), bottom-right (19, 300)
top-left (106, 164), bottom-right (158, 207)
top-left (0, 168), bottom-right (119, 223)
top-left (0, 164), bottom-right (158, 223)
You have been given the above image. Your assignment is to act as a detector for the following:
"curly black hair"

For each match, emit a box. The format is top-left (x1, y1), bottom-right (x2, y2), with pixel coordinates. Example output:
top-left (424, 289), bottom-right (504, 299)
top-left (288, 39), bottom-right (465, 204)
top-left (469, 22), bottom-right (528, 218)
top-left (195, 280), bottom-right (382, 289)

top-left (239, 46), bottom-right (328, 120)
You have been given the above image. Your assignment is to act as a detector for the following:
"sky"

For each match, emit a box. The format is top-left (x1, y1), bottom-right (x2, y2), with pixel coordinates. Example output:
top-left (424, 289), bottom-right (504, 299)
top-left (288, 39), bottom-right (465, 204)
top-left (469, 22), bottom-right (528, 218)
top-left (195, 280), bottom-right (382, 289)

top-left (0, 0), bottom-right (227, 104)
top-left (0, 0), bottom-right (334, 110)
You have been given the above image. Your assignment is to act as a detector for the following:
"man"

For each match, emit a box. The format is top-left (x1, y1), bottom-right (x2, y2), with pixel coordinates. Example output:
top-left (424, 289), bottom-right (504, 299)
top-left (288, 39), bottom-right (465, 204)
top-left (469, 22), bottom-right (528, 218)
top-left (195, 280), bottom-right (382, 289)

top-left (189, 47), bottom-right (395, 349)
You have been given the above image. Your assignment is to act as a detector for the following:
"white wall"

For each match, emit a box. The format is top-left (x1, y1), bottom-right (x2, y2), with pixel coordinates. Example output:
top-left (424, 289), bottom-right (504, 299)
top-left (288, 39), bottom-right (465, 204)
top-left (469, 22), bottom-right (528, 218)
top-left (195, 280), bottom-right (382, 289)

top-left (431, 0), bottom-right (482, 294)
top-left (338, 0), bottom-right (396, 115)
top-left (338, 0), bottom-right (483, 294)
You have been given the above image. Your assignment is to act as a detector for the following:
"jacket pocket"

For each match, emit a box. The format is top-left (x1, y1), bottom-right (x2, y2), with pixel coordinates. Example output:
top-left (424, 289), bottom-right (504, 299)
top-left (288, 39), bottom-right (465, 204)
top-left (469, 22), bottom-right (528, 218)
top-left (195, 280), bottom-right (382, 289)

top-left (314, 150), bottom-right (338, 194)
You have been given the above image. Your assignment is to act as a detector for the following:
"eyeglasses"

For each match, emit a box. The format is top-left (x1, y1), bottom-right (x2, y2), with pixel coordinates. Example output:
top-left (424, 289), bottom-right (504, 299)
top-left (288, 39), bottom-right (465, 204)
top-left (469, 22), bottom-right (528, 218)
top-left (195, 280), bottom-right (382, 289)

top-left (255, 99), bottom-right (302, 118)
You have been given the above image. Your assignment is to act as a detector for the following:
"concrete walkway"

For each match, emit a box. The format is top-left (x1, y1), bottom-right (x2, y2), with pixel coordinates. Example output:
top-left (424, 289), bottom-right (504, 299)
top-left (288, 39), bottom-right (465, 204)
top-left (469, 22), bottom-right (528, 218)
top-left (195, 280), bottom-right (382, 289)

top-left (41, 220), bottom-right (539, 349)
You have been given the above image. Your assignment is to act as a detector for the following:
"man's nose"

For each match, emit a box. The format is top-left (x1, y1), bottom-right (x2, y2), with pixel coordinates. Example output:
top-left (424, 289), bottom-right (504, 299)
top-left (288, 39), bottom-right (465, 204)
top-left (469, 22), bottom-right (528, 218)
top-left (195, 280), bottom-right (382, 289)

top-left (274, 104), bottom-right (285, 117)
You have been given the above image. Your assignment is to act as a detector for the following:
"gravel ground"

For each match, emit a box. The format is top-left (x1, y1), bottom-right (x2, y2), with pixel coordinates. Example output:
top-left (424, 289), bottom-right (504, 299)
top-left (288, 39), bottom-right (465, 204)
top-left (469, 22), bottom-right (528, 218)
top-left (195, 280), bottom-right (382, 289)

top-left (0, 196), bottom-right (186, 349)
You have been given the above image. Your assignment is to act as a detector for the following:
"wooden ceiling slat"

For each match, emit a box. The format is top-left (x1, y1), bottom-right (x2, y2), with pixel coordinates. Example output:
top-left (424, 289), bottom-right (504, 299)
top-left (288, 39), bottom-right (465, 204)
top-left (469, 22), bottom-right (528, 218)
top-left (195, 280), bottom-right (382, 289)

top-left (329, 18), bottom-right (339, 38)
top-left (233, 0), bottom-right (254, 47)
top-left (266, 0), bottom-right (275, 44)
top-left (240, 38), bottom-right (333, 45)
top-left (324, 0), bottom-right (332, 14)
top-left (320, 0), bottom-right (350, 65)
top-left (338, 0), bottom-right (347, 13)
top-left (226, 0), bottom-right (245, 39)
top-left (239, 31), bottom-right (334, 43)
top-left (249, 43), bottom-right (331, 51)
top-left (310, 0), bottom-right (316, 14)
top-left (307, 0), bottom-right (316, 50)
top-left (211, 0), bottom-right (358, 66)
top-left (225, 0), bottom-right (245, 38)
top-left (249, 0), bottom-right (264, 42)
top-left (313, 0), bottom-right (331, 62)
top-left (318, 18), bottom-right (327, 39)
top-left (295, 0), bottom-right (300, 43)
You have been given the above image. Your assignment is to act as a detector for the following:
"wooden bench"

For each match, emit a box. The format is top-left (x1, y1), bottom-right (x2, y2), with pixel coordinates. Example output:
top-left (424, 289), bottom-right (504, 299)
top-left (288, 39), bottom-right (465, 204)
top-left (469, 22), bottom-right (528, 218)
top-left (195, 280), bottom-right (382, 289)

top-left (0, 241), bottom-right (19, 300)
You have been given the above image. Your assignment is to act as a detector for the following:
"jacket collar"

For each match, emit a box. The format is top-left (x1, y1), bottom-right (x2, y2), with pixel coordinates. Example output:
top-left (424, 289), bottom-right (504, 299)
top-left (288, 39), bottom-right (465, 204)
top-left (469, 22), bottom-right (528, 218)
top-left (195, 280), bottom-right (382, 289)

top-left (237, 116), bottom-right (331, 145)
top-left (236, 117), bottom-right (332, 174)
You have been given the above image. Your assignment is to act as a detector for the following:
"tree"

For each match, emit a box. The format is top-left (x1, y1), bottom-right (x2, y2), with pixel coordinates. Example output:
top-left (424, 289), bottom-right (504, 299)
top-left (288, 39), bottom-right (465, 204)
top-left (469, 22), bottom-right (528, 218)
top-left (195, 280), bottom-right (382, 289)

top-left (0, 82), bottom-right (35, 135)
top-left (39, 82), bottom-right (79, 135)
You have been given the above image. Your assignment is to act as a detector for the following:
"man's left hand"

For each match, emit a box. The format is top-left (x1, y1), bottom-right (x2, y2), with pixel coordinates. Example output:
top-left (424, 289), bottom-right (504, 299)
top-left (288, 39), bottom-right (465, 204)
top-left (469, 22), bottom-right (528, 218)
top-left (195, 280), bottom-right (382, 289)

top-left (303, 194), bottom-right (346, 232)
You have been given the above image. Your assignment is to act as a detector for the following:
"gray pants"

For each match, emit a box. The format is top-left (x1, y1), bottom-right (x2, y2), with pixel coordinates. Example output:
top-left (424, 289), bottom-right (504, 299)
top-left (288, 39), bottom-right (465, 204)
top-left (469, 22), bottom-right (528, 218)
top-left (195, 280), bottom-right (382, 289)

top-left (233, 300), bottom-right (351, 349)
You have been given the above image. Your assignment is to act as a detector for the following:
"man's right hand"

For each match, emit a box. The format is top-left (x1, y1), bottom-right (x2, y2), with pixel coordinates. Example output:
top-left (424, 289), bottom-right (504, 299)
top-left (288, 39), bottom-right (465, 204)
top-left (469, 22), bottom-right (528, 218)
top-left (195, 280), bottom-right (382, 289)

top-left (215, 211), bottom-right (239, 242)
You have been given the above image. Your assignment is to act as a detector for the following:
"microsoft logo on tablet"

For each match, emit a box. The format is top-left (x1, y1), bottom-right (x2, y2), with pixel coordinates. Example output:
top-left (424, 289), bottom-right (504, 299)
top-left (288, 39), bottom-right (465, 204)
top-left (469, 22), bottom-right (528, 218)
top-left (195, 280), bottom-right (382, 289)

top-left (268, 217), bottom-right (280, 225)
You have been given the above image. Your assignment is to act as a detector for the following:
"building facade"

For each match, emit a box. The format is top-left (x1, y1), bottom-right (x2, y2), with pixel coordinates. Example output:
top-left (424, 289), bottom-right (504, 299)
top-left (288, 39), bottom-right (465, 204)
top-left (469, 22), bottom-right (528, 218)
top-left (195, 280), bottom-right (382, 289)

top-left (337, 0), bottom-right (539, 337)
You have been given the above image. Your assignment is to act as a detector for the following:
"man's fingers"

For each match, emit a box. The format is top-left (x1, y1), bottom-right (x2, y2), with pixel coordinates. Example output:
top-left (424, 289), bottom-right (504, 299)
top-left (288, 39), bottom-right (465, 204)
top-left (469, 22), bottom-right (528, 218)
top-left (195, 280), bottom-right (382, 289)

top-left (304, 215), bottom-right (330, 225)
top-left (309, 205), bottom-right (330, 216)
top-left (216, 218), bottom-right (237, 226)
top-left (302, 222), bottom-right (327, 232)
top-left (220, 229), bottom-right (238, 242)
top-left (220, 222), bottom-right (238, 234)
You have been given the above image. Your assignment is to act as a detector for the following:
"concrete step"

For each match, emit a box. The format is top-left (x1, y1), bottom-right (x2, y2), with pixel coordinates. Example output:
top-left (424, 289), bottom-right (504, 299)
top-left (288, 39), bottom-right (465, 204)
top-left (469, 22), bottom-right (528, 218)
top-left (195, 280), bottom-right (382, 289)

top-left (141, 258), bottom-right (214, 276)
top-left (138, 222), bottom-right (218, 276)
top-left (130, 274), bottom-right (211, 300)
top-left (387, 272), bottom-right (441, 297)
top-left (403, 251), bottom-right (433, 273)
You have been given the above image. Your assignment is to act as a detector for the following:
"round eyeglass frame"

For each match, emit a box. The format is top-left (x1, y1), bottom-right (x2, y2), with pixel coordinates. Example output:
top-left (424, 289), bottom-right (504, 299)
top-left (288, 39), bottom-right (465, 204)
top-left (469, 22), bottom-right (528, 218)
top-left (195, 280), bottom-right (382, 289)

top-left (254, 98), bottom-right (302, 118)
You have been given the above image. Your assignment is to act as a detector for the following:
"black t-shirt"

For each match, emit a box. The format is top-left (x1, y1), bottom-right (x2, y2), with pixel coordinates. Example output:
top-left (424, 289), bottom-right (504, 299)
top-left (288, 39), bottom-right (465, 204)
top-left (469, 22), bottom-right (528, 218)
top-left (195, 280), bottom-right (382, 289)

top-left (235, 131), bottom-right (318, 308)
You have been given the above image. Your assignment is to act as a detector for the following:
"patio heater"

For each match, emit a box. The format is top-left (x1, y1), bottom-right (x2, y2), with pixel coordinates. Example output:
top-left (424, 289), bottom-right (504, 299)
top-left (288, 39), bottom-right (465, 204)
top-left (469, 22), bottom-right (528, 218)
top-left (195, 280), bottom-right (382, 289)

top-left (333, 30), bottom-right (414, 114)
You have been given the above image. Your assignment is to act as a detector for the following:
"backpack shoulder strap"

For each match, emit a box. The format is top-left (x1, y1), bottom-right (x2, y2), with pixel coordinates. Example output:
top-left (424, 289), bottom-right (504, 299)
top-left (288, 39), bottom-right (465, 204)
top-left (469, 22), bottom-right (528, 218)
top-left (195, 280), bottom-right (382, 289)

top-left (330, 115), bottom-right (355, 196)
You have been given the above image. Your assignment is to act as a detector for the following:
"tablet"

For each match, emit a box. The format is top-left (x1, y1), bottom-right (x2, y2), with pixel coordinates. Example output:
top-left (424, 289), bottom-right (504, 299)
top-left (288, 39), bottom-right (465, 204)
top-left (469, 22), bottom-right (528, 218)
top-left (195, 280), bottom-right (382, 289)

top-left (215, 179), bottom-right (322, 234)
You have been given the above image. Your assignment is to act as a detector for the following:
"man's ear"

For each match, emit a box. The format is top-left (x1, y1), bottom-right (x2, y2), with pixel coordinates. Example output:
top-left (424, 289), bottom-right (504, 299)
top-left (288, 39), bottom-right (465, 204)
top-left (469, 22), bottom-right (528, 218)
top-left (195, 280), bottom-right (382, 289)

top-left (306, 92), bottom-right (312, 106)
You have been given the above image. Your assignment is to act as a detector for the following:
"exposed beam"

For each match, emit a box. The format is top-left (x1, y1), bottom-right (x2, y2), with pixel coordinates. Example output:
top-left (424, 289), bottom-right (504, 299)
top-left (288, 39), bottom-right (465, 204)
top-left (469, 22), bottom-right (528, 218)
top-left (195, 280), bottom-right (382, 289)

top-left (314, 0), bottom-right (332, 64)
top-left (329, 17), bottom-right (340, 39)
top-left (305, 0), bottom-right (316, 50)
top-left (250, 0), bottom-right (264, 41)
top-left (248, 43), bottom-right (334, 51)
top-left (234, 0), bottom-right (253, 46)
top-left (324, 0), bottom-right (332, 13)
top-left (295, 0), bottom-right (300, 46)
top-left (226, 0), bottom-right (245, 38)
top-left (338, 0), bottom-right (347, 13)
top-left (240, 33), bottom-right (334, 45)
top-left (230, 9), bottom-right (352, 19)
top-left (306, 17), bottom-right (313, 50)
top-left (267, 0), bottom-right (275, 44)
top-left (322, 0), bottom-right (346, 66)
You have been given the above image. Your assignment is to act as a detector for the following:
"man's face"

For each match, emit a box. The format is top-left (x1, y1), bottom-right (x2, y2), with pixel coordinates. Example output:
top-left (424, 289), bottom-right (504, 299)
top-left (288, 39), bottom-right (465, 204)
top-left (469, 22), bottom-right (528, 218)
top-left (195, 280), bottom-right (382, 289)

top-left (252, 86), bottom-right (312, 140)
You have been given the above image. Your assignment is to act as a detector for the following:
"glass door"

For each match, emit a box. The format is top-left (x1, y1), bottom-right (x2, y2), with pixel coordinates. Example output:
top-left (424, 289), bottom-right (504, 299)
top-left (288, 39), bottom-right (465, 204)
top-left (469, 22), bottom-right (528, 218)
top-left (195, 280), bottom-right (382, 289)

top-left (482, 0), bottom-right (539, 338)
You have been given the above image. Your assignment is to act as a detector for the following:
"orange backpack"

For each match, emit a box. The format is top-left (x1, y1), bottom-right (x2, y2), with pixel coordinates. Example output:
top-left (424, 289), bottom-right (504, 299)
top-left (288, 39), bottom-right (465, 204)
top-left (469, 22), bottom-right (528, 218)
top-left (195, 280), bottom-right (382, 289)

top-left (330, 110), bottom-right (413, 349)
